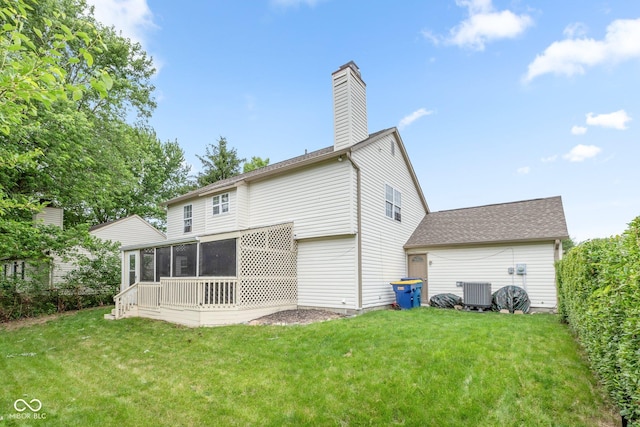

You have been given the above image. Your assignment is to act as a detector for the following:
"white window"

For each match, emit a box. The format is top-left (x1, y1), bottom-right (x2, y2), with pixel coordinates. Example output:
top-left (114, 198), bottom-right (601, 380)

top-left (212, 193), bottom-right (229, 216)
top-left (183, 204), bottom-right (192, 233)
top-left (385, 184), bottom-right (401, 222)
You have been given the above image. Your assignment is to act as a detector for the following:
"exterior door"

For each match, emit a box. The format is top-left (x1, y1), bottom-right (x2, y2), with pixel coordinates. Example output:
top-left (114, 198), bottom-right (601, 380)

top-left (128, 253), bottom-right (137, 286)
top-left (408, 254), bottom-right (428, 304)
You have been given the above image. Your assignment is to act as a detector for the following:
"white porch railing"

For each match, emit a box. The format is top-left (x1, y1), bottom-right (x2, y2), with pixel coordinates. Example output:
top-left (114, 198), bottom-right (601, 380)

top-left (138, 283), bottom-right (162, 308)
top-left (112, 276), bottom-right (297, 322)
top-left (113, 279), bottom-right (238, 318)
top-left (160, 277), bottom-right (237, 310)
top-left (114, 283), bottom-right (138, 319)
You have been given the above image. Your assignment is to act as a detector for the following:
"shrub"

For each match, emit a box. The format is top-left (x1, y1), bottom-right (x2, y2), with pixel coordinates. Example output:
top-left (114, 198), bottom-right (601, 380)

top-left (0, 236), bottom-right (120, 321)
top-left (556, 216), bottom-right (640, 425)
top-left (60, 237), bottom-right (120, 310)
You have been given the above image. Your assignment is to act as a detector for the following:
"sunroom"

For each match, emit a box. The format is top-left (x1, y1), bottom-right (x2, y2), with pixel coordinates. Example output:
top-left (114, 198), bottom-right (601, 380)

top-left (109, 222), bottom-right (298, 327)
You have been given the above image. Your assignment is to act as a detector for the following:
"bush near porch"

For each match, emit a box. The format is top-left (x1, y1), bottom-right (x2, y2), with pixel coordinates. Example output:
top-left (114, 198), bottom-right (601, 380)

top-left (0, 240), bottom-right (120, 321)
top-left (556, 216), bottom-right (640, 425)
top-left (0, 307), bottom-right (617, 426)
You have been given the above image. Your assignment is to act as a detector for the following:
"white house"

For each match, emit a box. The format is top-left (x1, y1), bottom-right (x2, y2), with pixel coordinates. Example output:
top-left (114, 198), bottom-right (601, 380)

top-left (112, 62), bottom-right (568, 326)
top-left (1, 209), bottom-right (166, 287)
top-left (113, 62), bottom-right (429, 326)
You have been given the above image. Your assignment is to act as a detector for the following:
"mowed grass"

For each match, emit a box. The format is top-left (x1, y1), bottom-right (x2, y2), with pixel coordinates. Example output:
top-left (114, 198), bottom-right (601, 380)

top-left (0, 307), bottom-right (618, 426)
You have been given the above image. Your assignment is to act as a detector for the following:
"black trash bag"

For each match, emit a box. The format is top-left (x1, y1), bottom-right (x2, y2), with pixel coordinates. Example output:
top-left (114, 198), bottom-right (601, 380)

top-left (491, 286), bottom-right (530, 313)
top-left (429, 293), bottom-right (463, 309)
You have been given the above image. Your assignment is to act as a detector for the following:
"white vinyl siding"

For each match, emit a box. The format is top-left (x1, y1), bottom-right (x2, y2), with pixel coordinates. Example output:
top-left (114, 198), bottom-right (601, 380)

top-left (248, 159), bottom-right (355, 239)
top-left (298, 237), bottom-right (357, 309)
top-left (354, 134), bottom-right (427, 308)
top-left (91, 216), bottom-right (166, 247)
top-left (166, 198), bottom-right (206, 239)
top-left (33, 207), bottom-right (63, 228)
top-left (424, 243), bottom-right (558, 309)
top-left (204, 189), bottom-right (239, 234)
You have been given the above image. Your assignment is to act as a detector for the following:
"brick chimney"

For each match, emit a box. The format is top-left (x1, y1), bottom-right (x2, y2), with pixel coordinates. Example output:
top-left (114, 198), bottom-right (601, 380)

top-left (332, 61), bottom-right (368, 151)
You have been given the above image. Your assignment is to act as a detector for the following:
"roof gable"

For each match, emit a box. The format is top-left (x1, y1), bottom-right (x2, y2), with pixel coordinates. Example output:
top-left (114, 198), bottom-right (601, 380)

top-left (89, 215), bottom-right (166, 240)
top-left (405, 196), bottom-right (569, 248)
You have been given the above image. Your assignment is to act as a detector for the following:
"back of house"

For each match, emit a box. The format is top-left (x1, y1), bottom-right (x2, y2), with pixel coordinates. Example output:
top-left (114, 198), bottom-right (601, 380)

top-left (118, 62), bottom-right (428, 325)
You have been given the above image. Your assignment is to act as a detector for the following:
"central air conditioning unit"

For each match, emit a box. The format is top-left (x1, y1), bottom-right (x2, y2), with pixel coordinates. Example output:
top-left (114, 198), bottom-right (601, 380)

top-left (460, 282), bottom-right (492, 311)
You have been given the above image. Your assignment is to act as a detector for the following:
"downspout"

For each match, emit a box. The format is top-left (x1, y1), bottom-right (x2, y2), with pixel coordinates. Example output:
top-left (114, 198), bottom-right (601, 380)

top-left (346, 152), bottom-right (363, 310)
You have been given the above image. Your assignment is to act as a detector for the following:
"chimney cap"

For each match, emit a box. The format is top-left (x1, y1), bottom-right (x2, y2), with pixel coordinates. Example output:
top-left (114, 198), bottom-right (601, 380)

top-left (333, 61), bottom-right (361, 77)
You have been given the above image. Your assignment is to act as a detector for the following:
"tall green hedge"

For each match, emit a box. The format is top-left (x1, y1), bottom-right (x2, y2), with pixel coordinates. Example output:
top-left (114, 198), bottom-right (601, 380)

top-left (557, 216), bottom-right (640, 424)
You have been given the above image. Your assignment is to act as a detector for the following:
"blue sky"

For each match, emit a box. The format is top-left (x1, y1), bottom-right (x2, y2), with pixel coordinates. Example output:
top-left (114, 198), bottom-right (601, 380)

top-left (87, 0), bottom-right (640, 242)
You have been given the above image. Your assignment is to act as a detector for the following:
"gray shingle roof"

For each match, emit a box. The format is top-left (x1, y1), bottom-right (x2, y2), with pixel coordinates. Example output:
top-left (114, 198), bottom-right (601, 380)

top-left (164, 128), bottom-right (396, 206)
top-left (405, 196), bottom-right (569, 248)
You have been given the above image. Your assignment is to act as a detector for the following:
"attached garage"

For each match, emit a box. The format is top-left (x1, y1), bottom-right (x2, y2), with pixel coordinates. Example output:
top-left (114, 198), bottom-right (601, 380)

top-left (404, 197), bottom-right (568, 311)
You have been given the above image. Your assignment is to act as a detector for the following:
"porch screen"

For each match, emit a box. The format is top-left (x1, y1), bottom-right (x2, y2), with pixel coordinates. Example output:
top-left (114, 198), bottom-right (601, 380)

top-left (199, 239), bottom-right (236, 277)
top-left (141, 248), bottom-right (155, 282)
top-left (173, 243), bottom-right (197, 277)
top-left (156, 246), bottom-right (171, 279)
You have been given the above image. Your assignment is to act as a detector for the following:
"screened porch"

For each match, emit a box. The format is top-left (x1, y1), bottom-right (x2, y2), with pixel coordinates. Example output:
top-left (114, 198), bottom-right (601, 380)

top-left (110, 223), bottom-right (298, 326)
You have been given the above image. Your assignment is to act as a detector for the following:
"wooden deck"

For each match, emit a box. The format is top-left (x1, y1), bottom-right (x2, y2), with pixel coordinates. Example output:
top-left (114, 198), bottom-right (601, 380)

top-left (108, 277), bottom-right (297, 327)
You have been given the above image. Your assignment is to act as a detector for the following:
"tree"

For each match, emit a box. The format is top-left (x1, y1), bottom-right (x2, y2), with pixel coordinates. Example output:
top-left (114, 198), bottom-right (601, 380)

top-left (0, 0), bottom-right (112, 216)
top-left (1, 0), bottom-right (192, 230)
top-left (243, 156), bottom-right (270, 173)
top-left (0, 0), bottom-right (194, 318)
top-left (562, 237), bottom-right (577, 254)
top-left (196, 137), bottom-right (245, 187)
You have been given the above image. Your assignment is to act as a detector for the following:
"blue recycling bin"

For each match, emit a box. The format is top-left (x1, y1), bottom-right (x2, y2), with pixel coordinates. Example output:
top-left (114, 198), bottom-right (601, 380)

top-left (402, 277), bottom-right (423, 308)
top-left (390, 279), bottom-right (423, 309)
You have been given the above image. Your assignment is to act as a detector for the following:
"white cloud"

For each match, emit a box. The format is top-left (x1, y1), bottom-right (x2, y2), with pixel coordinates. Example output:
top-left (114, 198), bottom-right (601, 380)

top-left (86, 0), bottom-right (156, 46)
top-left (398, 108), bottom-right (433, 130)
top-left (517, 166), bottom-right (531, 175)
top-left (524, 18), bottom-right (640, 82)
top-left (563, 22), bottom-right (588, 39)
top-left (421, 30), bottom-right (441, 46)
top-left (563, 144), bottom-right (602, 162)
top-left (541, 155), bottom-right (558, 163)
top-left (571, 125), bottom-right (588, 135)
top-left (586, 110), bottom-right (631, 130)
top-left (439, 0), bottom-right (533, 51)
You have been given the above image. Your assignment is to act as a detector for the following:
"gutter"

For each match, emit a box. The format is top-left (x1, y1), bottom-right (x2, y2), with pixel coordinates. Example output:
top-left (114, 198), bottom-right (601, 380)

top-left (346, 151), bottom-right (363, 310)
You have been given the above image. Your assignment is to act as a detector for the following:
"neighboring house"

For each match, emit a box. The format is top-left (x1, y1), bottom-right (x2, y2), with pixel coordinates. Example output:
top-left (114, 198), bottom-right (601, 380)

top-left (1, 206), bottom-right (65, 283)
top-left (85, 215), bottom-right (167, 289)
top-left (113, 61), bottom-right (569, 326)
top-left (404, 197), bottom-right (569, 310)
top-left (54, 213), bottom-right (166, 286)
top-left (1, 208), bottom-right (166, 287)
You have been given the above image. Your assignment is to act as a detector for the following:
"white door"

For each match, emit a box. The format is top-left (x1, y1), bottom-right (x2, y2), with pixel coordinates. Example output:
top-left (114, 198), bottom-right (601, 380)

top-left (127, 252), bottom-right (137, 286)
top-left (407, 254), bottom-right (428, 304)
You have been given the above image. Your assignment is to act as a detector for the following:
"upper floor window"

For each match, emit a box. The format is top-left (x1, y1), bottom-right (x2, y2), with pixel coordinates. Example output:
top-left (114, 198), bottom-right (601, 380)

top-left (212, 193), bottom-right (229, 216)
top-left (183, 204), bottom-right (192, 233)
top-left (385, 184), bottom-right (401, 222)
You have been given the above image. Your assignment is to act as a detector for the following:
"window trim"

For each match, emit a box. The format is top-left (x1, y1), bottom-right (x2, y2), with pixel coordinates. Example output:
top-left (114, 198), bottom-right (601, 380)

top-left (385, 184), bottom-right (402, 222)
top-left (212, 193), bottom-right (230, 216)
top-left (183, 204), bottom-right (193, 233)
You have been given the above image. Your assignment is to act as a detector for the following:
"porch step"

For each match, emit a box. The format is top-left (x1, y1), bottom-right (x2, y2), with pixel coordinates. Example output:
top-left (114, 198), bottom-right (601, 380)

top-left (104, 308), bottom-right (117, 320)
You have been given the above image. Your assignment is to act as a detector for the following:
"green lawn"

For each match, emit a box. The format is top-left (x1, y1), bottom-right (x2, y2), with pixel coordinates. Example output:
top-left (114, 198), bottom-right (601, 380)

top-left (0, 307), bottom-right (618, 426)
